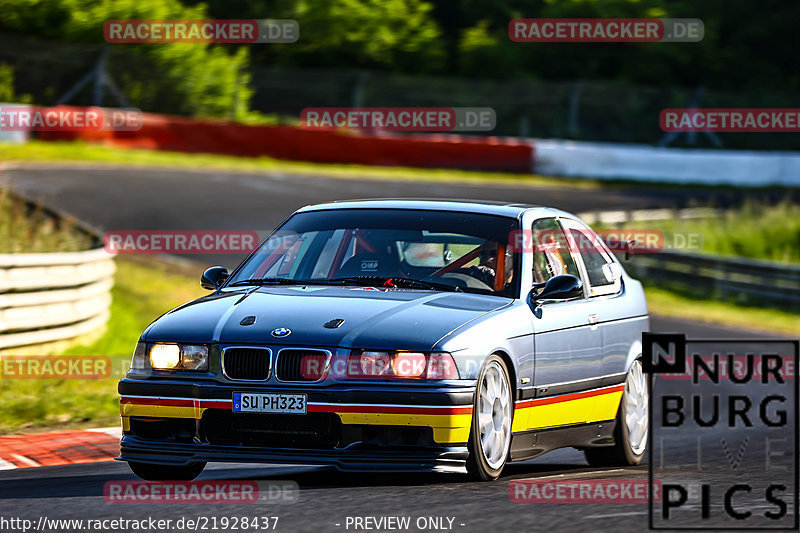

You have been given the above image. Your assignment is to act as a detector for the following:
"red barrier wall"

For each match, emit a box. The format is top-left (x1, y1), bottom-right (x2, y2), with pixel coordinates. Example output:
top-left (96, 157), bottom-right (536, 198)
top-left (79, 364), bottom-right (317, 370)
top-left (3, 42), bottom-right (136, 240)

top-left (38, 111), bottom-right (534, 173)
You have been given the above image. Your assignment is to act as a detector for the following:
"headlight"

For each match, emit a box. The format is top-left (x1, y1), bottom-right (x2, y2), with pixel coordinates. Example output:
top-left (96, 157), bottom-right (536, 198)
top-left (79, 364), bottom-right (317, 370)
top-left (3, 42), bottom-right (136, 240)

top-left (150, 344), bottom-right (180, 370)
top-left (130, 341), bottom-right (147, 370)
top-left (129, 342), bottom-right (211, 371)
top-left (180, 345), bottom-right (209, 371)
top-left (358, 351), bottom-right (395, 377)
top-left (425, 353), bottom-right (460, 379)
top-left (342, 351), bottom-right (458, 379)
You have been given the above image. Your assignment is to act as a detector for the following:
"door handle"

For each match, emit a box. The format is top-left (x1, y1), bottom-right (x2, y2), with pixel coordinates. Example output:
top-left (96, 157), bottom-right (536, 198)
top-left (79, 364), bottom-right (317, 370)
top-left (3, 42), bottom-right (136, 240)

top-left (588, 313), bottom-right (599, 325)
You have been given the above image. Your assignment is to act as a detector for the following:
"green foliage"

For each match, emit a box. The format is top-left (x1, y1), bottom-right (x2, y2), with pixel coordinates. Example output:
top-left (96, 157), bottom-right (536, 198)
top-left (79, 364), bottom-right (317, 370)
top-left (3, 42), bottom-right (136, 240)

top-left (188, 0), bottom-right (800, 94)
top-left (689, 200), bottom-right (800, 264)
top-left (279, 0), bottom-right (444, 72)
top-left (0, 63), bottom-right (16, 102)
top-left (0, 63), bottom-right (32, 103)
top-left (1, 0), bottom-right (797, 121)
top-left (0, 0), bottom-right (251, 117)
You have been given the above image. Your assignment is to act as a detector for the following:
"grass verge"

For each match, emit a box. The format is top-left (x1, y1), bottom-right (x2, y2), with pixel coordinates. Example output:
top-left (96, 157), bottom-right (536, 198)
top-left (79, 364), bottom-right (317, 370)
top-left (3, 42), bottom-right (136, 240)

top-left (645, 286), bottom-right (799, 336)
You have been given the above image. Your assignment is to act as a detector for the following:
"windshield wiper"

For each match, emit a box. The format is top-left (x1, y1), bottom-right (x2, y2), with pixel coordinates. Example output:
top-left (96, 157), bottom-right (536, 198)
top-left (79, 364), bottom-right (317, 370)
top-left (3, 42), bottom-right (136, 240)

top-left (330, 276), bottom-right (461, 292)
top-left (229, 277), bottom-right (313, 287)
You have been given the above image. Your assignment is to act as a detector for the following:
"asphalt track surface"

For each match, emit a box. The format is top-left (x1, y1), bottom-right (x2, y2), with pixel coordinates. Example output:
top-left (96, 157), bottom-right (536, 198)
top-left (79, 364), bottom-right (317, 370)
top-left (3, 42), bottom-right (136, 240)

top-left (1, 164), bottom-right (792, 268)
top-left (0, 165), bottom-right (796, 532)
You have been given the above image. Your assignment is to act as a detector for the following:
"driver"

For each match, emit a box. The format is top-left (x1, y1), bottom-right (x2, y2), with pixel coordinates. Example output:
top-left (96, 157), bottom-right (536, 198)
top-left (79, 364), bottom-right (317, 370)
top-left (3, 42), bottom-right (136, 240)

top-left (466, 242), bottom-right (514, 288)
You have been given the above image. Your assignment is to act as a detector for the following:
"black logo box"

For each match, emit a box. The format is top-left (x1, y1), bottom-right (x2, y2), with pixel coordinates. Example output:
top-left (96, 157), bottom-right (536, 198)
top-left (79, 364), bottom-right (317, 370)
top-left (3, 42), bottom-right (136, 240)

top-left (643, 333), bottom-right (800, 531)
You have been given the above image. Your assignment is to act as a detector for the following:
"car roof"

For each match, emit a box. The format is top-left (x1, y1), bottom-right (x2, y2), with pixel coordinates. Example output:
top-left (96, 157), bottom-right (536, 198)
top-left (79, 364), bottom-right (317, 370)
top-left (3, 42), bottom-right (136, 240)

top-left (296, 199), bottom-right (576, 220)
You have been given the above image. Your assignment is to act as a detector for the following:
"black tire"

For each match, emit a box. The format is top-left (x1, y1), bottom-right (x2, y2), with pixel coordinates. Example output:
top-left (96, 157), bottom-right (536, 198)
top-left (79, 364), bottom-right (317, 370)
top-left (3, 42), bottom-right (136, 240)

top-left (466, 355), bottom-right (514, 481)
top-left (128, 461), bottom-right (206, 481)
top-left (585, 359), bottom-right (648, 467)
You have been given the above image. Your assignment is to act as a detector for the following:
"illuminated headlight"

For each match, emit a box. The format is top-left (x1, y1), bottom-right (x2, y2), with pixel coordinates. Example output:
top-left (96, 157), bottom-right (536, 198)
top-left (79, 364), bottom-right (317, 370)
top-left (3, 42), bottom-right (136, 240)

top-left (130, 342), bottom-right (211, 371)
top-left (145, 343), bottom-right (210, 371)
top-left (149, 344), bottom-right (180, 370)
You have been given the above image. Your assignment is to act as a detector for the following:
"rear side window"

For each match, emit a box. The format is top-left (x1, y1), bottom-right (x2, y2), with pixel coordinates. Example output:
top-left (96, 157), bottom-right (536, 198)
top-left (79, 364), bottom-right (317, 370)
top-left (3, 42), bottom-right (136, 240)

top-left (559, 219), bottom-right (622, 297)
top-left (530, 218), bottom-right (581, 284)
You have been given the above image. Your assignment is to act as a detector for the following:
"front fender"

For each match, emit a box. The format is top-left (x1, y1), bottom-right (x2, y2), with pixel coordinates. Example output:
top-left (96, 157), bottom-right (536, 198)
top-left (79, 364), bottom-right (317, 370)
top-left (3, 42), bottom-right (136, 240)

top-left (625, 338), bottom-right (643, 373)
top-left (434, 303), bottom-right (533, 384)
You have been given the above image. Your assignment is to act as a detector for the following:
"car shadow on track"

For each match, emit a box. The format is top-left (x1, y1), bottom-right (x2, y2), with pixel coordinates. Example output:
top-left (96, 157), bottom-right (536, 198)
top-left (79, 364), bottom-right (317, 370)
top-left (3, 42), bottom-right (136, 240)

top-left (0, 453), bottom-right (648, 501)
top-left (266, 461), bottom-right (643, 489)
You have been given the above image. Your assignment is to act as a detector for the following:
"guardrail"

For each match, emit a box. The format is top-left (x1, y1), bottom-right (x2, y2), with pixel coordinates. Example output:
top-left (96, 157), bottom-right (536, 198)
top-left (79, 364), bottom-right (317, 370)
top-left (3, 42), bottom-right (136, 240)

top-left (624, 250), bottom-right (800, 307)
top-left (577, 207), bottom-right (719, 225)
top-left (0, 247), bottom-right (115, 350)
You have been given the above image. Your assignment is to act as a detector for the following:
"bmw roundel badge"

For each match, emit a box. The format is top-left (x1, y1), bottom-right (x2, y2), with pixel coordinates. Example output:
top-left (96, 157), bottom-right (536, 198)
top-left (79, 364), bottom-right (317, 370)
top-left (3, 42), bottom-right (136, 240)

top-left (271, 327), bottom-right (291, 338)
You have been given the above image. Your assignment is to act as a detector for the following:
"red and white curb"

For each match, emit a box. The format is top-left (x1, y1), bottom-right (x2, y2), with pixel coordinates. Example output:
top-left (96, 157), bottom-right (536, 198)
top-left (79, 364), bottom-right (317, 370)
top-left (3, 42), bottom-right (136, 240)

top-left (0, 426), bottom-right (121, 470)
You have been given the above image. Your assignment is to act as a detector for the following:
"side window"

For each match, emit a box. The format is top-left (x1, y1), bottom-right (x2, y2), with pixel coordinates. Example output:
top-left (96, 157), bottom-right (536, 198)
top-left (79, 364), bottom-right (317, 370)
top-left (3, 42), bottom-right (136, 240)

top-left (560, 219), bottom-right (621, 297)
top-left (530, 218), bottom-right (581, 284)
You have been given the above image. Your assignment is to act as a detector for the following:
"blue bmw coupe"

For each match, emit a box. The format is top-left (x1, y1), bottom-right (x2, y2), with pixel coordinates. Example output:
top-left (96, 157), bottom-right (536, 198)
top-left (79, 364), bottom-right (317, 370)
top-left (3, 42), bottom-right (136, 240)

top-left (119, 200), bottom-right (649, 481)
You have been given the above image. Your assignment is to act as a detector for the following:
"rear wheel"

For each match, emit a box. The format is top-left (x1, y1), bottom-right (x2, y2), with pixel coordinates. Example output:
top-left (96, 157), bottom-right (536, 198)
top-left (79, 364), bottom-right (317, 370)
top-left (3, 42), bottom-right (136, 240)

top-left (466, 355), bottom-right (513, 480)
top-left (128, 461), bottom-right (206, 481)
top-left (585, 359), bottom-right (648, 466)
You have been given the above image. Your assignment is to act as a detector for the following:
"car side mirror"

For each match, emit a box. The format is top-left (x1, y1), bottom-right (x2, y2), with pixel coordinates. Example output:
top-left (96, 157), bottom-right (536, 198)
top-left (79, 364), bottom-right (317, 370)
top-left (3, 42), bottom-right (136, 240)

top-left (529, 274), bottom-right (583, 303)
top-left (201, 266), bottom-right (229, 290)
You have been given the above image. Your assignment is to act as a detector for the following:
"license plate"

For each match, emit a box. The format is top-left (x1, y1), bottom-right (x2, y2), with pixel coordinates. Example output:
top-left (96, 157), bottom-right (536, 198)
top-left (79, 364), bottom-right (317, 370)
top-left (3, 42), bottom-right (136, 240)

top-left (232, 392), bottom-right (307, 414)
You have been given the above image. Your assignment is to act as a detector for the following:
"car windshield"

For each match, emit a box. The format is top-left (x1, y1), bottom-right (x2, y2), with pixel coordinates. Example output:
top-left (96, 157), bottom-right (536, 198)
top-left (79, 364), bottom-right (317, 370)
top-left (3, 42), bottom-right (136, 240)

top-left (227, 208), bottom-right (520, 297)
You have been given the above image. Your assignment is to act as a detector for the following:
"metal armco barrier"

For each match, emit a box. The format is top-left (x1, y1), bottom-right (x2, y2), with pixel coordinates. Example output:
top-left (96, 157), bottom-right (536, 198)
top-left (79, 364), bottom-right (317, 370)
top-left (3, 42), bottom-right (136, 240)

top-left (624, 250), bottom-right (800, 307)
top-left (0, 247), bottom-right (115, 350)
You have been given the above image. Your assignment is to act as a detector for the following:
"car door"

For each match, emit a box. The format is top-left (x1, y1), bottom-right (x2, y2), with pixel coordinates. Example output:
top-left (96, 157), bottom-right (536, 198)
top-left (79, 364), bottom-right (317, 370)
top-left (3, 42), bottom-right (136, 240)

top-left (559, 218), bottom-right (640, 379)
top-left (528, 217), bottom-right (603, 395)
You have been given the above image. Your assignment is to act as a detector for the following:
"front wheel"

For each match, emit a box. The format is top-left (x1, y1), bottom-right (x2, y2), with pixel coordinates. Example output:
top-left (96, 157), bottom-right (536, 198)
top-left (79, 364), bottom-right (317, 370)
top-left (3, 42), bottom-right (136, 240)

top-left (466, 355), bottom-right (513, 480)
top-left (128, 461), bottom-right (206, 481)
top-left (585, 359), bottom-right (648, 466)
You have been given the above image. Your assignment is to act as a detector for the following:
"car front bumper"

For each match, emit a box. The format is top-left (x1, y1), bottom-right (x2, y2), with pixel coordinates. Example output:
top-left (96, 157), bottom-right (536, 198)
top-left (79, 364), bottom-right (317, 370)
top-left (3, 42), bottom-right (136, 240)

top-left (117, 377), bottom-right (474, 472)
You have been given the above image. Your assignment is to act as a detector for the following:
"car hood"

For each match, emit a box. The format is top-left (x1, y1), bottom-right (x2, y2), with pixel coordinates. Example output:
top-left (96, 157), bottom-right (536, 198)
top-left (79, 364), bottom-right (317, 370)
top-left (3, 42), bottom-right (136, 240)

top-left (143, 285), bottom-right (511, 351)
